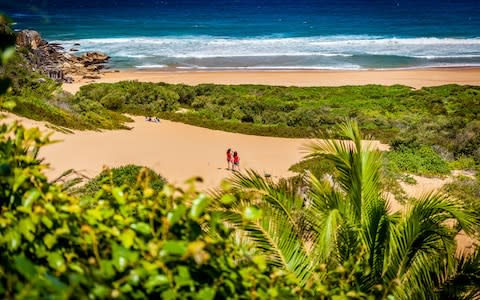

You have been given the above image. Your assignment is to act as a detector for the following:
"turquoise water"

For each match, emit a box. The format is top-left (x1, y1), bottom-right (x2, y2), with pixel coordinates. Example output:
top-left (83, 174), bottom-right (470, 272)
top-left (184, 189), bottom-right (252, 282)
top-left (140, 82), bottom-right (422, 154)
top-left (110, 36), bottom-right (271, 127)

top-left (4, 0), bottom-right (480, 69)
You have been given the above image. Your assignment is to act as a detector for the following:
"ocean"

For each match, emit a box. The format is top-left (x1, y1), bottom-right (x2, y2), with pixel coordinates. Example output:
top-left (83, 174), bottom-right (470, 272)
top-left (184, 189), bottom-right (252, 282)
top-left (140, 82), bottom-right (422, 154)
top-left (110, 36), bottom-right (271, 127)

top-left (4, 0), bottom-right (480, 70)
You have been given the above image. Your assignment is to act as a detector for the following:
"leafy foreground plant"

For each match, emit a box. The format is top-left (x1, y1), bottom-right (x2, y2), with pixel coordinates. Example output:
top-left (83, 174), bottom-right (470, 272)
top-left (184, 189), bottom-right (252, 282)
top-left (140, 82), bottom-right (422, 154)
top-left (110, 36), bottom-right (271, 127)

top-left (213, 120), bottom-right (480, 299)
top-left (0, 122), bottom-right (307, 299)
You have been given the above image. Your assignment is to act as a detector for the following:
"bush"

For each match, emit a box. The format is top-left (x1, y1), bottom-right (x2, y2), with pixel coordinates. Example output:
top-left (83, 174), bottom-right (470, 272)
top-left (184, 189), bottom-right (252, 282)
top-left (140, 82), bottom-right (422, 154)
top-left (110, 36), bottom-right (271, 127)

top-left (442, 176), bottom-right (480, 212)
top-left (289, 157), bottom-right (336, 180)
top-left (80, 164), bottom-right (166, 195)
top-left (100, 91), bottom-right (125, 110)
top-left (387, 145), bottom-right (450, 176)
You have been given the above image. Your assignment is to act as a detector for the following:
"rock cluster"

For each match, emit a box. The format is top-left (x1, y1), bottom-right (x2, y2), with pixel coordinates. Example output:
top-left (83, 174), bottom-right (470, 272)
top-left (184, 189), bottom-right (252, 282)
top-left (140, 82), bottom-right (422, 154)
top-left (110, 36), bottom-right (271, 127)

top-left (16, 30), bottom-right (110, 82)
top-left (15, 29), bottom-right (44, 49)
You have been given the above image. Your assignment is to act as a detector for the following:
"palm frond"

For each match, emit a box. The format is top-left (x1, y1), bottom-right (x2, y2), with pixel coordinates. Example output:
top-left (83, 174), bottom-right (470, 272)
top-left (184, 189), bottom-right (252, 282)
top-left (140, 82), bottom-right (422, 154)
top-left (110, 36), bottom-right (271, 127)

top-left (211, 170), bottom-right (317, 285)
top-left (437, 246), bottom-right (480, 299)
top-left (305, 120), bottom-right (384, 226)
top-left (383, 192), bottom-right (478, 298)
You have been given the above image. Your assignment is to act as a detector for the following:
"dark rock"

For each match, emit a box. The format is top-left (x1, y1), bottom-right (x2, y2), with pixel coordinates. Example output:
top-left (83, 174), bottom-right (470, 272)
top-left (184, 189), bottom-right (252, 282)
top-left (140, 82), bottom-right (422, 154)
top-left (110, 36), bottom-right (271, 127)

top-left (16, 29), bottom-right (110, 83)
top-left (79, 52), bottom-right (110, 66)
top-left (73, 43), bottom-right (80, 46)
top-left (83, 75), bottom-right (101, 79)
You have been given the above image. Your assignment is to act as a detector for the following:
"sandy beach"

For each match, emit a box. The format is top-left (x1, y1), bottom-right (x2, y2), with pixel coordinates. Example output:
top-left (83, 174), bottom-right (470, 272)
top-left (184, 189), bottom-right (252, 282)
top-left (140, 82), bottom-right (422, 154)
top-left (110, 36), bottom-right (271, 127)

top-left (2, 113), bottom-right (390, 189)
top-left (0, 114), bottom-right (316, 187)
top-left (63, 68), bottom-right (480, 94)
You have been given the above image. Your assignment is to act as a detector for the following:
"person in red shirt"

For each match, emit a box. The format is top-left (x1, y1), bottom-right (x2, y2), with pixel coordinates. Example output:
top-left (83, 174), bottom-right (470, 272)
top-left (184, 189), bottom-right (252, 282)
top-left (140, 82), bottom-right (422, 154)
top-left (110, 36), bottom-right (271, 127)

top-left (233, 151), bottom-right (240, 171)
top-left (226, 148), bottom-right (232, 170)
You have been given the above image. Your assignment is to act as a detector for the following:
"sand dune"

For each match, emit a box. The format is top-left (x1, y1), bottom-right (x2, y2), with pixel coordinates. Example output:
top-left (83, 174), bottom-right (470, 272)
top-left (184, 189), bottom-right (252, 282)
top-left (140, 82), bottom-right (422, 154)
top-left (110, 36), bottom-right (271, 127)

top-left (2, 114), bottom-right (389, 189)
top-left (63, 68), bottom-right (480, 94)
top-left (0, 114), bottom-right (314, 187)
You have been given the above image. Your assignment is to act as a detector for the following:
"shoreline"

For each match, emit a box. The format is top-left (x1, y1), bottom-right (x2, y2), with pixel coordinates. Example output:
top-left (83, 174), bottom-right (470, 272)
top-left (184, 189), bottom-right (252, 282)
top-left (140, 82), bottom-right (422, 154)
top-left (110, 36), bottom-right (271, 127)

top-left (128, 65), bottom-right (480, 72)
top-left (63, 67), bottom-right (480, 94)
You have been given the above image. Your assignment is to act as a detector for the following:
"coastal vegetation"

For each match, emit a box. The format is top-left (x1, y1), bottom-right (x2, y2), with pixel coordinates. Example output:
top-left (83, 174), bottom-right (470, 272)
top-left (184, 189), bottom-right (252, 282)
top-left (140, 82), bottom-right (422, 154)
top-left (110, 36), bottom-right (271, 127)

top-left (1, 117), bottom-right (479, 299)
top-left (3, 70), bottom-right (480, 174)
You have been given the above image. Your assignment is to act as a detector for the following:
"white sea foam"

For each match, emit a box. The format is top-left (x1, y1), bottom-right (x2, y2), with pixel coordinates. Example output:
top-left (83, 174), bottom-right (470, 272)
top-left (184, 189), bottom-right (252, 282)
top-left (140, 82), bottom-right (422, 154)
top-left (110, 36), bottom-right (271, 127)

top-left (175, 64), bottom-right (362, 70)
top-left (135, 64), bottom-right (168, 69)
top-left (51, 35), bottom-right (480, 68)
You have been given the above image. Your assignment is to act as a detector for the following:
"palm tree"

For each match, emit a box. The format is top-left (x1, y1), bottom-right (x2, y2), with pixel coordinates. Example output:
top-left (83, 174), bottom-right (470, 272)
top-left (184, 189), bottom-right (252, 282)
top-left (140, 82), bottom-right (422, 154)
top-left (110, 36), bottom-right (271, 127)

top-left (211, 120), bottom-right (479, 299)
top-left (437, 247), bottom-right (480, 300)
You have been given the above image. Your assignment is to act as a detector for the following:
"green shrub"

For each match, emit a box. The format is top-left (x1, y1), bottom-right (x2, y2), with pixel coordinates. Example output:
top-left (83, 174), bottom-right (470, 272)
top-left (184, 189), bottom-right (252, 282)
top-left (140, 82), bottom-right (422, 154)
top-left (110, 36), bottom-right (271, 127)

top-left (100, 91), bottom-right (125, 110)
top-left (448, 156), bottom-right (477, 170)
top-left (289, 157), bottom-right (336, 180)
top-left (402, 174), bottom-right (417, 185)
top-left (442, 176), bottom-right (480, 212)
top-left (80, 164), bottom-right (166, 195)
top-left (387, 145), bottom-right (450, 176)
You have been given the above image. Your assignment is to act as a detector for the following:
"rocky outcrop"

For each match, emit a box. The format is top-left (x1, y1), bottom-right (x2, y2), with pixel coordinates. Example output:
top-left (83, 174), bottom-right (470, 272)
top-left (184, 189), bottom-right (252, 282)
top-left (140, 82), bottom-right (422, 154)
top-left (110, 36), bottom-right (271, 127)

top-left (15, 29), bottom-right (110, 82)
top-left (16, 30), bottom-right (44, 49)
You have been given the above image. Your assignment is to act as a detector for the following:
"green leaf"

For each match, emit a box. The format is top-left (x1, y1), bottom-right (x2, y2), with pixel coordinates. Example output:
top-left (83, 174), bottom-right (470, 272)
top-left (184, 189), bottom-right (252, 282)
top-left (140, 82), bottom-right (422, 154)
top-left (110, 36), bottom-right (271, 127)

top-left (43, 234), bottom-right (57, 249)
top-left (130, 222), bottom-right (151, 235)
top-left (92, 285), bottom-right (110, 298)
top-left (167, 204), bottom-right (187, 226)
top-left (145, 274), bottom-right (169, 291)
top-left (45, 273), bottom-right (68, 292)
top-left (1, 47), bottom-right (15, 65)
top-left (13, 173), bottom-right (28, 192)
top-left (112, 187), bottom-right (125, 204)
top-left (22, 189), bottom-right (41, 209)
top-left (174, 266), bottom-right (193, 288)
top-left (15, 255), bottom-right (37, 280)
top-left (112, 243), bottom-right (129, 272)
top-left (243, 206), bottom-right (263, 220)
top-left (190, 194), bottom-right (210, 220)
top-left (47, 252), bottom-right (66, 272)
top-left (41, 216), bottom-right (53, 229)
top-left (177, 266), bottom-right (190, 279)
top-left (196, 287), bottom-right (216, 300)
top-left (252, 255), bottom-right (267, 272)
top-left (160, 241), bottom-right (188, 257)
top-left (69, 263), bottom-right (84, 274)
top-left (161, 289), bottom-right (176, 300)
top-left (220, 194), bottom-right (236, 205)
top-left (99, 260), bottom-right (116, 279)
top-left (128, 269), bottom-right (141, 286)
top-left (18, 219), bottom-right (35, 242)
top-left (120, 283), bottom-right (133, 293)
top-left (120, 229), bottom-right (136, 248)
top-left (3, 230), bottom-right (21, 250)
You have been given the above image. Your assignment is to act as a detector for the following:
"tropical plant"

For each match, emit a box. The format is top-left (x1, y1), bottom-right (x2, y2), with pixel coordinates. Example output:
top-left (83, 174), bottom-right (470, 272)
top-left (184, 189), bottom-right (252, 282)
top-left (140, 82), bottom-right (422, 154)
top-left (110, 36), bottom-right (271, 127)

top-left (213, 120), bottom-right (479, 299)
top-left (437, 247), bottom-right (480, 300)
